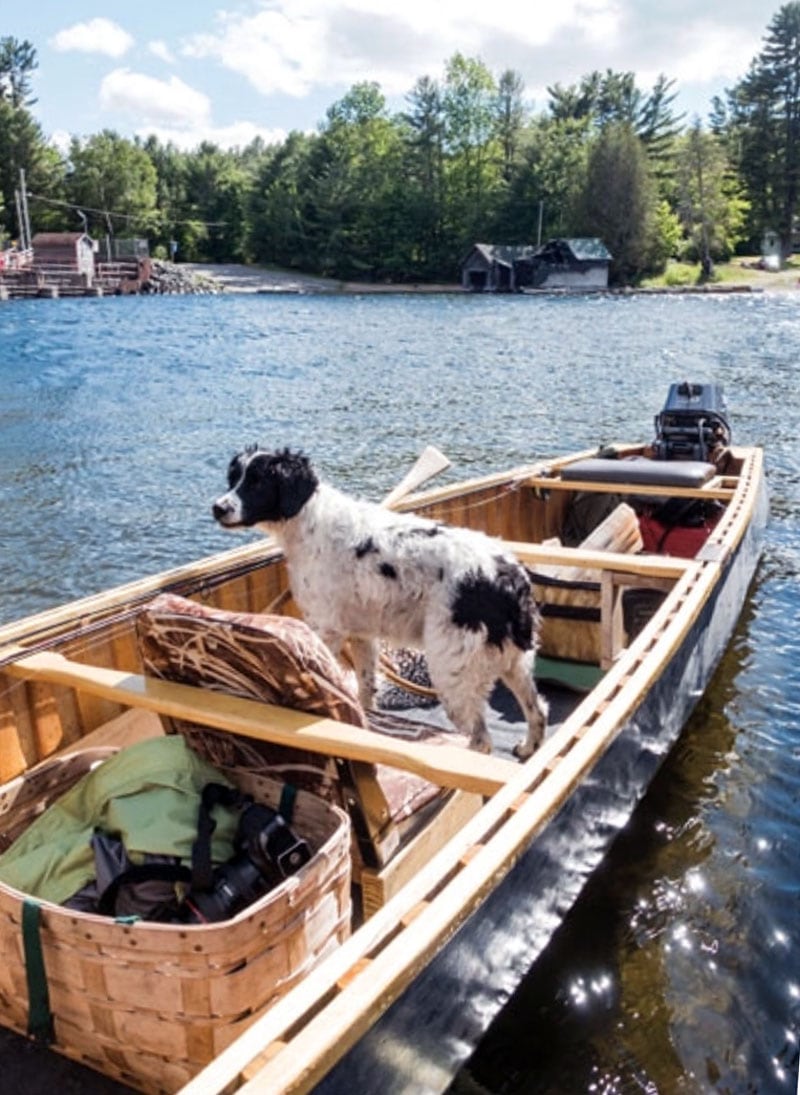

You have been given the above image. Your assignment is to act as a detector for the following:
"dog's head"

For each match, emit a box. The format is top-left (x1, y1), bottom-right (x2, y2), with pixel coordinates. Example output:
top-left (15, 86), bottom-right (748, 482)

top-left (212, 446), bottom-right (319, 529)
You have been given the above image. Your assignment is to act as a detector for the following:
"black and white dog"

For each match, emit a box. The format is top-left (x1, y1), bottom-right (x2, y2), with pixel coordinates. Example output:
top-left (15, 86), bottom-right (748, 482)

top-left (212, 447), bottom-right (547, 758)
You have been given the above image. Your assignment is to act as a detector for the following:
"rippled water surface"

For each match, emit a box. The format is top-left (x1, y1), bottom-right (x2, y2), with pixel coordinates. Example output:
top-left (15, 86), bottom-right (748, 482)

top-left (1, 289), bottom-right (798, 1092)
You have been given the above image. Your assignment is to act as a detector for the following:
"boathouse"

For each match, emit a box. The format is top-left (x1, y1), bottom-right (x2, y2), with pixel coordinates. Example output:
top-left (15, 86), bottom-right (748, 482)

top-left (460, 244), bottom-right (539, 292)
top-left (461, 239), bottom-right (612, 292)
top-left (517, 238), bottom-right (612, 290)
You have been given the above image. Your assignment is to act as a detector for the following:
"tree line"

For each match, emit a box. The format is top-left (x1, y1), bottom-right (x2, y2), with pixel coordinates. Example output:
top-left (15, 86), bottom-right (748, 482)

top-left (0, 3), bottom-right (798, 285)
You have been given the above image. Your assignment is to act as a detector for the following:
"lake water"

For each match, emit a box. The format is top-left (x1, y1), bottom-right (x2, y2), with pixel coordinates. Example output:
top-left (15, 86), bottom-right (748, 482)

top-left (0, 289), bottom-right (798, 1093)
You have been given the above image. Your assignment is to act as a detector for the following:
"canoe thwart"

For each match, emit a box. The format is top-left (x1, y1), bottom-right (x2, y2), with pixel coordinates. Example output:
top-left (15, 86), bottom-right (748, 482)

top-left (5, 652), bottom-right (519, 796)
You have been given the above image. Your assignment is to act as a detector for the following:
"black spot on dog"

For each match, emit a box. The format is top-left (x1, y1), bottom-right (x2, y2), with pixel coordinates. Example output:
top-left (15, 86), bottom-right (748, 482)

top-left (355, 537), bottom-right (379, 558)
top-left (404, 524), bottom-right (443, 538)
top-left (450, 557), bottom-right (534, 649)
top-left (379, 562), bottom-right (398, 580)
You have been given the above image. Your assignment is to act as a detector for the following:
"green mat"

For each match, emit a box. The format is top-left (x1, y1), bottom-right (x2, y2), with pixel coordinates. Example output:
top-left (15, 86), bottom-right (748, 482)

top-left (534, 655), bottom-right (605, 693)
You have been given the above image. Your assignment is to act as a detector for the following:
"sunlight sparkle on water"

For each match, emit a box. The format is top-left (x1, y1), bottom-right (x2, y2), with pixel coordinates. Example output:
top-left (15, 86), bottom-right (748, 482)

top-left (568, 972), bottom-right (615, 1009)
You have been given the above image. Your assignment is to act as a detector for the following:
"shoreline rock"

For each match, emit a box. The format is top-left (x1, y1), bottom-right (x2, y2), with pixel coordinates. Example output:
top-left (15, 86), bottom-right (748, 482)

top-left (142, 261), bottom-right (224, 295)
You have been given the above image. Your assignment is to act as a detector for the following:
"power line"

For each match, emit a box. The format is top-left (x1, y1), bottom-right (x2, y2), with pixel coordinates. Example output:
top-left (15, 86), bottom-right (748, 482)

top-left (25, 191), bottom-right (228, 228)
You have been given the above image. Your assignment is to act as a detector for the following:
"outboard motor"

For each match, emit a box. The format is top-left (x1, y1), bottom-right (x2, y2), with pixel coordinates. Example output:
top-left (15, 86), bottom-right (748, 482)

top-left (652, 381), bottom-right (731, 462)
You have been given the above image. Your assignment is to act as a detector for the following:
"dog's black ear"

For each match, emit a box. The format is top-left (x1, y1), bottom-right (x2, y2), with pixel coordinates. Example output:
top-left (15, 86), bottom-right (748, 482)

top-left (274, 449), bottom-right (318, 518)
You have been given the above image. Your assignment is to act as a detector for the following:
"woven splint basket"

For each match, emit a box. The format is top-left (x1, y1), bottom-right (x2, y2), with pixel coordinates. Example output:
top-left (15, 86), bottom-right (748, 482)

top-left (0, 745), bottom-right (351, 1094)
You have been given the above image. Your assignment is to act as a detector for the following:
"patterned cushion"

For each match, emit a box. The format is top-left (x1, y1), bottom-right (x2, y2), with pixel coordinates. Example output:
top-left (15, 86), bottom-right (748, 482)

top-left (136, 594), bottom-right (444, 842)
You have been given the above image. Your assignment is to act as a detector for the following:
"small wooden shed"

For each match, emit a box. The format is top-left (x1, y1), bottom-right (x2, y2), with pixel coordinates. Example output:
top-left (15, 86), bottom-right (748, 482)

top-left (32, 232), bottom-right (96, 280)
top-left (460, 244), bottom-right (539, 292)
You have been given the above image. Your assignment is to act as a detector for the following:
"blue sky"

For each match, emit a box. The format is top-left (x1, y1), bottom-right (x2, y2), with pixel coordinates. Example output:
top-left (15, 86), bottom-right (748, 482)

top-left (6, 1), bottom-right (776, 151)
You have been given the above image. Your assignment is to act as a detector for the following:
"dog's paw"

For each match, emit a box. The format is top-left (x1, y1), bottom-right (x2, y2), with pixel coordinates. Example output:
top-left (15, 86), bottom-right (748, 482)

top-left (513, 737), bottom-right (539, 761)
top-left (468, 732), bottom-right (493, 754)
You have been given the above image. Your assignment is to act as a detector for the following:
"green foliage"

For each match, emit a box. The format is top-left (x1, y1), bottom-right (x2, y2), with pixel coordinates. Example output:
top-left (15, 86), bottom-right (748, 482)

top-left (248, 132), bottom-right (315, 270)
top-left (442, 54), bottom-right (503, 250)
top-left (547, 69), bottom-right (683, 156)
top-left (181, 142), bottom-right (252, 261)
top-left (306, 85), bottom-right (410, 279)
top-left (719, 2), bottom-right (800, 253)
top-left (574, 122), bottom-right (664, 283)
top-left (663, 262), bottom-right (697, 286)
top-left (7, 9), bottom-right (800, 285)
top-left (0, 98), bottom-right (65, 237)
top-left (652, 199), bottom-right (683, 268)
top-left (0, 37), bottom-right (38, 107)
top-left (675, 124), bottom-right (749, 261)
top-left (67, 131), bottom-right (158, 237)
top-left (402, 75), bottom-right (447, 276)
top-left (514, 116), bottom-right (590, 240)
top-left (496, 70), bottom-right (527, 183)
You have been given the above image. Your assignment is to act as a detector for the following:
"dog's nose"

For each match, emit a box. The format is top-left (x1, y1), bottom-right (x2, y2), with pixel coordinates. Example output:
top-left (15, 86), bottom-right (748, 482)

top-left (212, 500), bottom-right (229, 521)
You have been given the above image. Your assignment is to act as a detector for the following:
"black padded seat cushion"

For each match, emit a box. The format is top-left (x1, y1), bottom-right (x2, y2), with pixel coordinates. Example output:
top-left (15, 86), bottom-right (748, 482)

top-left (560, 457), bottom-right (717, 489)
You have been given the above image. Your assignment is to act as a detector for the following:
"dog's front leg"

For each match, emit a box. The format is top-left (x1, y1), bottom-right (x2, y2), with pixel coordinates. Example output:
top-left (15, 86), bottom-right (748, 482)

top-left (348, 637), bottom-right (378, 711)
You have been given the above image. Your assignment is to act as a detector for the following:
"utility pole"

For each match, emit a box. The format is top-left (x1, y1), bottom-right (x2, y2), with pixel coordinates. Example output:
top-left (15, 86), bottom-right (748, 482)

top-left (537, 200), bottom-right (544, 248)
top-left (17, 169), bottom-right (32, 251)
top-left (14, 189), bottom-right (24, 248)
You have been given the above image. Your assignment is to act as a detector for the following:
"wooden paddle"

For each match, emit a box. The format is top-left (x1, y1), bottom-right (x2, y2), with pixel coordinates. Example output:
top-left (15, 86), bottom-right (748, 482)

top-left (382, 445), bottom-right (451, 509)
top-left (378, 445), bottom-right (451, 696)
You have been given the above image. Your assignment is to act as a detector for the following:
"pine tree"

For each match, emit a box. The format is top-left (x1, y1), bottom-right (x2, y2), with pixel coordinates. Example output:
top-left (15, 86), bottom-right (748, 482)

top-left (723, 3), bottom-right (800, 255)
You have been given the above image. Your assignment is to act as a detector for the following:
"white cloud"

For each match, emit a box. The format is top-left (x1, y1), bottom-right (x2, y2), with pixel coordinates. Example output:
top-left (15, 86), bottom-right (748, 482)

top-left (41, 1), bottom-right (768, 150)
top-left (182, 7), bottom-right (328, 98)
top-left (641, 21), bottom-right (758, 88)
top-left (98, 68), bottom-right (284, 150)
top-left (51, 18), bottom-right (134, 59)
top-left (99, 69), bottom-right (211, 128)
top-left (180, 0), bottom-right (624, 99)
top-left (148, 40), bottom-right (176, 65)
top-left (49, 130), bottom-right (72, 157)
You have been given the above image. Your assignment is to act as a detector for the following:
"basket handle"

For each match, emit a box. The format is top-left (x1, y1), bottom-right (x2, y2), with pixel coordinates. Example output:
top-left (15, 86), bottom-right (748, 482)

top-left (22, 899), bottom-right (54, 1045)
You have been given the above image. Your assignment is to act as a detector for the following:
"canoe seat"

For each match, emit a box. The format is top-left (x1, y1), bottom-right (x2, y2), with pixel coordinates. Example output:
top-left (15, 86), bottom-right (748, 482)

top-left (561, 457), bottom-right (717, 489)
top-left (136, 594), bottom-right (480, 909)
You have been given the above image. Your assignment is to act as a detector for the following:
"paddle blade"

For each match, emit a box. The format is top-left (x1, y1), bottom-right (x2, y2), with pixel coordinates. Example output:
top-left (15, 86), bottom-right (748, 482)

top-left (382, 446), bottom-right (451, 508)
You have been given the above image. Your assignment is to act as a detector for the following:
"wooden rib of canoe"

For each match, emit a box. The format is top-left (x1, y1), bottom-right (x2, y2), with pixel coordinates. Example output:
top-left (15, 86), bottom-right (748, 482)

top-left (0, 436), bottom-right (767, 1095)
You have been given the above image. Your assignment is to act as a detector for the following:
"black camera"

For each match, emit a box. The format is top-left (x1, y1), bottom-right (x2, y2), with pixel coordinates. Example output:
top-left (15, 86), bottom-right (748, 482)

top-left (181, 801), bottom-right (312, 924)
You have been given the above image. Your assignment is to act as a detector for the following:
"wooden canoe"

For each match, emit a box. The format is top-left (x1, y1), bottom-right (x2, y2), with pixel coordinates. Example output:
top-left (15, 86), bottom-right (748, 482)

top-left (0, 422), bottom-right (766, 1094)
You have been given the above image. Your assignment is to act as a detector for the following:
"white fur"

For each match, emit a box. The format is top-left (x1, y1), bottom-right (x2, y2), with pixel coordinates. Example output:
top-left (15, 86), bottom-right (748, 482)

top-left (214, 455), bottom-right (547, 757)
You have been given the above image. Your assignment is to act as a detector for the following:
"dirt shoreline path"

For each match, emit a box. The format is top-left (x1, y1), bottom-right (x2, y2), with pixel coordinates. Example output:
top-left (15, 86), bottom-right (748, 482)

top-left (182, 261), bottom-right (798, 296)
top-left (181, 263), bottom-right (460, 294)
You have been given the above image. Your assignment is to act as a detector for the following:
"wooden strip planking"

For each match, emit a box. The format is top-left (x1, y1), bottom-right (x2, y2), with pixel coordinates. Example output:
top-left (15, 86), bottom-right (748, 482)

top-left (173, 686), bottom-right (625, 1094)
top-left (0, 538), bottom-right (281, 653)
top-left (12, 451), bottom-right (761, 1095)
top-left (5, 653), bottom-right (519, 796)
